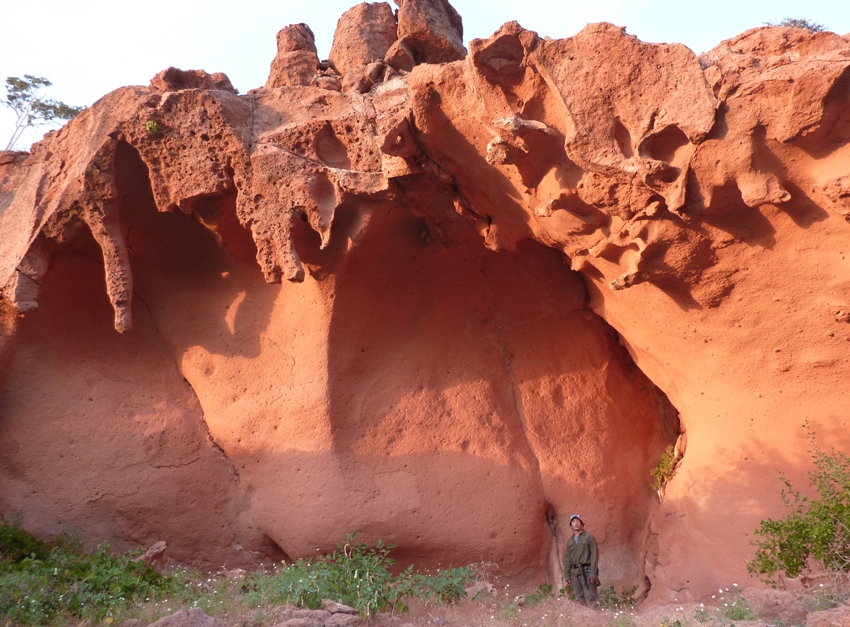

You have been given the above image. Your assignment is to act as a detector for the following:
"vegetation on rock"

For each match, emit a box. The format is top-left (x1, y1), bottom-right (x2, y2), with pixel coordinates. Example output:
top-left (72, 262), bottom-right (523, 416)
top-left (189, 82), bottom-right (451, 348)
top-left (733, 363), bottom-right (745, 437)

top-left (2, 75), bottom-right (83, 150)
top-left (245, 532), bottom-right (474, 617)
top-left (0, 526), bottom-right (473, 625)
top-left (0, 524), bottom-right (171, 624)
top-left (765, 17), bottom-right (826, 32)
top-left (749, 427), bottom-right (850, 584)
top-left (651, 445), bottom-right (681, 497)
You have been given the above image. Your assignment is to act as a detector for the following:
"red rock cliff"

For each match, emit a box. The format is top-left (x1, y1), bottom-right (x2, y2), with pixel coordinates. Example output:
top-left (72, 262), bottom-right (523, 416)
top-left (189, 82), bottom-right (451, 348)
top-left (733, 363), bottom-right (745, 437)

top-left (1, 1), bottom-right (849, 602)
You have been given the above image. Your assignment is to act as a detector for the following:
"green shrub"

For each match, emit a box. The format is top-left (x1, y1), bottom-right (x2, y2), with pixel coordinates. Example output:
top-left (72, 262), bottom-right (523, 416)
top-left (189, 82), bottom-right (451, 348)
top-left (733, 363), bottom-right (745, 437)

top-left (409, 564), bottom-right (475, 605)
top-left (748, 429), bottom-right (850, 584)
top-left (524, 583), bottom-right (552, 606)
top-left (0, 524), bottom-right (174, 625)
top-left (598, 585), bottom-right (637, 610)
top-left (765, 18), bottom-right (826, 32)
top-left (0, 527), bottom-right (475, 623)
top-left (244, 533), bottom-right (474, 617)
top-left (719, 587), bottom-right (756, 621)
top-left (0, 524), bottom-right (53, 562)
top-left (651, 445), bottom-right (679, 494)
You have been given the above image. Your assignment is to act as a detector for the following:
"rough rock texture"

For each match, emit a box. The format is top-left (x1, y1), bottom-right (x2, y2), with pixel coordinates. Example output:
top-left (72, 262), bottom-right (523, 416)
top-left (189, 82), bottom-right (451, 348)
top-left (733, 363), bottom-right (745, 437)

top-left (2, 1), bottom-right (850, 603)
top-left (267, 24), bottom-right (321, 88)
top-left (395, 0), bottom-right (466, 64)
top-left (805, 605), bottom-right (850, 627)
top-left (146, 609), bottom-right (231, 627)
top-left (329, 3), bottom-right (398, 78)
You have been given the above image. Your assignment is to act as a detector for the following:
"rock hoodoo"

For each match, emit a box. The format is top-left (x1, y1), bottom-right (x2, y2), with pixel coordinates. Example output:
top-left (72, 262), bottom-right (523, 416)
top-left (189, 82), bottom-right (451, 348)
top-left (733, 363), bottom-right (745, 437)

top-left (1, 0), bottom-right (849, 603)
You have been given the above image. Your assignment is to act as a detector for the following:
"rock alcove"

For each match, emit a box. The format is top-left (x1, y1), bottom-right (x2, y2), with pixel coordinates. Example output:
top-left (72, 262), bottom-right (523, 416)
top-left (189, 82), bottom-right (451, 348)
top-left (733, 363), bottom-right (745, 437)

top-left (2, 0), bottom-right (850, 603)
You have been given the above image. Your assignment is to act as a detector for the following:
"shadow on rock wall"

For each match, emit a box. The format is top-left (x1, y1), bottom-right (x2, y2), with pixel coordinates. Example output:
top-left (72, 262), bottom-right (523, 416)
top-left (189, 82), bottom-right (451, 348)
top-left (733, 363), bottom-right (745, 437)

top-left (324, 203), bottom-right (677, 586)
top-left (0, 232), bottom-right (271, 567)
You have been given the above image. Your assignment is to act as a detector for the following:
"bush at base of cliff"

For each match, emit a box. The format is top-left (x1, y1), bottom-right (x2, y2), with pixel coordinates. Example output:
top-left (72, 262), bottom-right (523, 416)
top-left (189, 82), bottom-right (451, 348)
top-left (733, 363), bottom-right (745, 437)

top-left (598, 585), bottom-right (637, 610)
top-left (244, 533), bottom-right (474, 617)
top-left (0, 524), bottom-right (173, 625)
top-left (748, 429), bottom-right (850, 585)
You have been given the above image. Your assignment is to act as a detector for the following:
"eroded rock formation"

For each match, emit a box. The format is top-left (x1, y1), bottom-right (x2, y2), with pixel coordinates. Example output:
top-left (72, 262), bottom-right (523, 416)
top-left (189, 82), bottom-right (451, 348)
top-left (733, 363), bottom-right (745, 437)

top-left (2, 0), bottom-right (850, 602)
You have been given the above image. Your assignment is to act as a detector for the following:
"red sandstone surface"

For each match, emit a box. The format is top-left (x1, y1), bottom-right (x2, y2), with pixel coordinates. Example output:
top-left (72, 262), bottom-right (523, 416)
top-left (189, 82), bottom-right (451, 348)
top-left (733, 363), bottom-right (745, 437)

top-left (1, 0), bottom-right (850, 604)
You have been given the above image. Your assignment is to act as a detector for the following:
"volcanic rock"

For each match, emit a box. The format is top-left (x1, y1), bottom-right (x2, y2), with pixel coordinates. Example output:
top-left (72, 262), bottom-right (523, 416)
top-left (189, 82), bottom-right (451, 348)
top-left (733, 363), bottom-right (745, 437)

top-left (267, 24), bottom-right (321, 88)
top-left (395, 0), bottom-right (466, 65)
top-left (151, 68), bottom-right (237, 94)
top-left (329, 3), bottom-right (398, 78)
top-left (2, 0), bottom-right (850, 605)
top-left (133, 540), bottom-right (168, 569)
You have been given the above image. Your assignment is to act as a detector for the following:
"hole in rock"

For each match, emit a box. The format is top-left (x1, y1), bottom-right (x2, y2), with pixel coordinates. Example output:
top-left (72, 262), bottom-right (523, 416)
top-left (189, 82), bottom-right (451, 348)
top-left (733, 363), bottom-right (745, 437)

top-left (5, 149), bottom-right (691, 580)
top-left (643, 124), bottom-right (689, 164)
top-left (290, 196), bottom-right (372, 280)
top-left (115, 140), bottom-right (258, 267)
top-left (114, 140), bottom-right (156, 212)
top-left (702, 183), bottom-right (777, 248)
top-left (314, 122), bottom-right (351, 169)
top-left (613, 119), bottom-right (634, 158)
top-left (512, 128), bottom-right (567, 189)
top-left (308, 170), bottom-right (337, 227)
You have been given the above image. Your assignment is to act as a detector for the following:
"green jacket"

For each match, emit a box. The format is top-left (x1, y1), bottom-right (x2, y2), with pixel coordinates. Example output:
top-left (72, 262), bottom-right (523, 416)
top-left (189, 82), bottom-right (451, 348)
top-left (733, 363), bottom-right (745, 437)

top-left (564, 530), bottom-right (598, 578)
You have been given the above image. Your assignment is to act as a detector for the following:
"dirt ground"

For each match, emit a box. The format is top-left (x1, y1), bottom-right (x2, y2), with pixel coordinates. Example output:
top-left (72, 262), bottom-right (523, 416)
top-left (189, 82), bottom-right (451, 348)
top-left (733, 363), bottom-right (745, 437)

top-left (382, 583), bottom-right (850, 627)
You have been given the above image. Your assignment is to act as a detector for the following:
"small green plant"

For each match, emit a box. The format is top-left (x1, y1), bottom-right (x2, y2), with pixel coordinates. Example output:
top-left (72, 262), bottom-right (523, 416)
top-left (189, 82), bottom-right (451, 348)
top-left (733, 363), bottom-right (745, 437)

top-left (748, 426), bottom-right (850, 584)
top-left (598, 585), bottom-right (637, 610)
top-left (719, 587), bottom-right (757, 621)
top-left (410, 564), bottom-right (475, 605)
top-left (620, 585), bottom-right (637, 608)
top-left (609, 609), bottom-right (636, 627)
top-left (693, 606), bottom-right (711, 623)
top-left (651, 445), bottom-right (680, 494)
top-left (500, 602), bottom-right (521, 619)
top-left (801, 584), bottom-right (844, 612)
top-left (765, 18), bottom-right (826, 32)
top-left (660, 618), bottom-right (682, 627)
top-left (524, 583), bottom-right (552, 606)
top-left (145, 119), bottom-right (159, 134)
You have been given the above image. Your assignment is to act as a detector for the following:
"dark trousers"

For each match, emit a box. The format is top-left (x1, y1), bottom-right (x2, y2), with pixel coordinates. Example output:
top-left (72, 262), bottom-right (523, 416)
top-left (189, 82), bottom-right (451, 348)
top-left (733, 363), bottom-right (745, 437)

top-left (570, 569), bottom-right (598, 607)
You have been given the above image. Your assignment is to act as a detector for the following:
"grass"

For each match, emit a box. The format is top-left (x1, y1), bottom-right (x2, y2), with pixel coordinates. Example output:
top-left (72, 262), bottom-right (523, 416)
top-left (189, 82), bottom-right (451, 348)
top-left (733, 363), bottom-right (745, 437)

top-left (0, 527), bottom-right (474, 625)
top-left (0, 525), bottom-right (174, 625)
top-left (5, 524), bottom-right (850, 627)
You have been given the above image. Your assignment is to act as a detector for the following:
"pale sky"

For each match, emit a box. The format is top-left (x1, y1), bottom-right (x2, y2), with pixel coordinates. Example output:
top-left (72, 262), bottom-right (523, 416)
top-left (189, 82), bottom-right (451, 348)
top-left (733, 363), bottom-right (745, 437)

top-left (2, 0), bottom-right (849, 150)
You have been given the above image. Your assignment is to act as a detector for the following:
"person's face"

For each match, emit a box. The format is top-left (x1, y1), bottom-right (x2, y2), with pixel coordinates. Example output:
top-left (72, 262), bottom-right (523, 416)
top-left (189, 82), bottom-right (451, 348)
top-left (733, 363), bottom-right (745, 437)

top-left (571, 518), bottom-right (583, 532)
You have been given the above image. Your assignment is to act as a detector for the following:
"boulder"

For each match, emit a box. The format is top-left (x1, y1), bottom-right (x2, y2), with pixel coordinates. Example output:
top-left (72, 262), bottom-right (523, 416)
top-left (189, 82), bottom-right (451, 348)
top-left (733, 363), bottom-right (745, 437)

top-left (267, 24), bottom-right (320, 88)
top-left (329, 3), bottom-right (397, 78)
top-left (151, 68), bottom-right (236, 93)
top-left (394, 0), bottom-right (465, 65)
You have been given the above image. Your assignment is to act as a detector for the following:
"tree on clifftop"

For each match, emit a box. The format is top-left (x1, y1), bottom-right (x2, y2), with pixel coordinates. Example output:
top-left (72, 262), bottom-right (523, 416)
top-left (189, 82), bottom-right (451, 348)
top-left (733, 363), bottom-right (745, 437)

top-left (765, 18), bottom-right (826, 33)
top-left (3, 75), bottom-right (83, 150)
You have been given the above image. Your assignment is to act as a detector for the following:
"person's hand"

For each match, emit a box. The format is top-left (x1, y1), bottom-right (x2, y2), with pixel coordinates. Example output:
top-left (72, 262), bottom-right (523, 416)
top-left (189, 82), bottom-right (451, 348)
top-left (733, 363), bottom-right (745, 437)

top-left (589, 577), bottom-right (599, 586)
top-left (565, 579), bottom-right (572, 586)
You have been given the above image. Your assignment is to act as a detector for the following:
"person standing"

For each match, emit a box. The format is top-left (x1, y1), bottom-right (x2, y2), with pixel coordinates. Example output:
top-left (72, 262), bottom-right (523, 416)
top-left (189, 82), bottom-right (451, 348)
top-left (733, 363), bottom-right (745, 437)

top-left (564, 514), bottom-right (599, 607)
